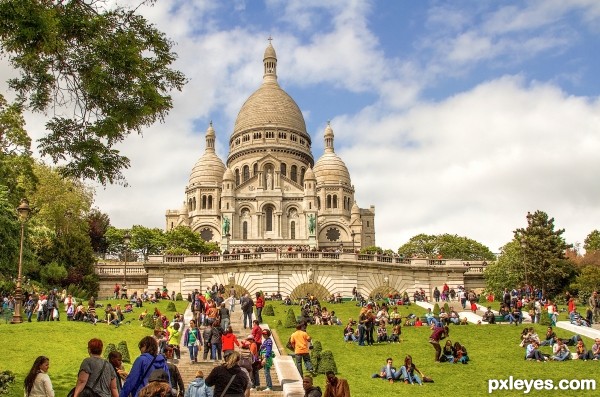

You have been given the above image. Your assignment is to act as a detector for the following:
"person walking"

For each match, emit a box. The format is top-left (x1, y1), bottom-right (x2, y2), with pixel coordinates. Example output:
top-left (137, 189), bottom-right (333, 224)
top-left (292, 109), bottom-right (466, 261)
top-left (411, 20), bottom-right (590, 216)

top-left (255, 292), bottom-right (265, 324)
top-left (119, 337), bottom-right (170, 397)
top-left (184, 370), bottom-right (212, 397)
top-left (183, 319), bottom-right (201, 364)
top-left (260, 329), bottom-right (274, 392)
top-left (205, 351), bottom-right (249, 397)
top-left (290, 324), bottom-right (315, 377)
top-left (24, 356), bottom-right (54, 397)
top-left (240, 293), bottom-right (254, 329)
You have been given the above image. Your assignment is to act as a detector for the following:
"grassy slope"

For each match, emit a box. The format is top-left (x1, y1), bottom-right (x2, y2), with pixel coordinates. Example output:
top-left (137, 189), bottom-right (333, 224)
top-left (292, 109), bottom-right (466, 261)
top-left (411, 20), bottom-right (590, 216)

top-left (0, 299), bottom-right (188, 397)
top-left (268, 301), bottom-right (599, 397)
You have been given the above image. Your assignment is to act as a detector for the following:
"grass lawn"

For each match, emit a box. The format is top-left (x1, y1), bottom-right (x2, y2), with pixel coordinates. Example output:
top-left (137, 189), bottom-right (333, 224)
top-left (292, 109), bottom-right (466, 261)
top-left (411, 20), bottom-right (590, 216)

top-left (266, 301), bottom-right (599, 396)
top-left (0, 299), bottom-right (188, 397)
top-left (1, 299), bottom-right (598, 396)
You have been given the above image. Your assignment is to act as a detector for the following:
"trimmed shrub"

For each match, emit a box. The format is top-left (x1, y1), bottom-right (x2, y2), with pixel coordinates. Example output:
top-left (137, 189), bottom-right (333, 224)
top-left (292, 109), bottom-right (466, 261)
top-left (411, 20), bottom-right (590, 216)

top-left (540, 310), bottom-right (552, 326)
top-left (117, 341), bottom-right (131, 363)
top-left (0, 370), bottom-right (15, 395)
top-left (318, 350), bottom-right (337, 374)
top-left (104, 343), bottom-right (117, 359)
top-left (142, 314), bottom-right (156, 329)
top-left (166, 302), bottom-right (176, 312)
top-left (433, 303), bottom-right (441, 316)
top-left (311, 340), bottom-right (323, 371)
top-left (443, 302), bottom-right (450, 314)
top-left (284, 308), bottom-right (297, 328)
top-left (276, 319), bottom-right (282, 326)
top-left (263, 304), bottom-right (275, 316)
top-left (176, 293), bottom-right (183, 301)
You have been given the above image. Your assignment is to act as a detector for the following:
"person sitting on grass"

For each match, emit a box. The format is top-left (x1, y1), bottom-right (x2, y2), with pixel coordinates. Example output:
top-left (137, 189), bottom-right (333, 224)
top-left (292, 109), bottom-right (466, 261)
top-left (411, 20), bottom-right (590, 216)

top-left (482, 307), bottom-right (496, 324)
top-left (551, 338), bottom-right (571, 361)
top-left (539, 327), bottom-right (557, 346)
top-left (377, 321), bottom-right (388, 343)
top-left (453, 342), bottom-right (469, 364)
top-left (573, 339), bottom-right (588, 360)
top-left (441, 340), bottom-right (454, 363)
top-left (448, 308), bottom-right (460, 325)
top-left (525, 341), bottom-right (547, 362)
top-left (343, 321), bottom-right (357, 342)
top-left (376, 357), bottom-right (402, 383)
top-left (388, 324), bottom-right (401, 343)
top-left (400, 355), bottom-right (425, 385)
top-left (390, 307), bottom-right (402, 325)
top-left (414, 318), bottom-right (423, 327)
top-left (520, 327), bottom-right (540, 348)
top-left (425, 308), bottom-right (437, 326)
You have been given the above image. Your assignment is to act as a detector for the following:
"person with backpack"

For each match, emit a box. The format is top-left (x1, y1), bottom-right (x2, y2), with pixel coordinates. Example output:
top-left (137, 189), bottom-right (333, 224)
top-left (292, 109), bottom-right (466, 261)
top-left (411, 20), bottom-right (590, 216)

top-left (119, 337), bottom-right (170, 397)
top-left (184, 370), bottom-right (212, 397)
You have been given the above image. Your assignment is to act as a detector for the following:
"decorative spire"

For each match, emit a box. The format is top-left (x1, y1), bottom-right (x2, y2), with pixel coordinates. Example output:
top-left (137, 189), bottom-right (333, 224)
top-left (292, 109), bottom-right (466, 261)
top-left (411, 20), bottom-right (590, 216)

top-left (324, 121), bottom-right (335, 153)
top-left (205, 121), bottom-right (215, 152)
top-left (263, 38), bottom-right (277, 83)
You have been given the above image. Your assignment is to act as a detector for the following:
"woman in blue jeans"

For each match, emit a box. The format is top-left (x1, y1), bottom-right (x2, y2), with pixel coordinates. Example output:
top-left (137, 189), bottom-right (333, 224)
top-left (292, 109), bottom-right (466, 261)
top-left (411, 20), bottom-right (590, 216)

top-left (400, 355), bottom-right (425, 385)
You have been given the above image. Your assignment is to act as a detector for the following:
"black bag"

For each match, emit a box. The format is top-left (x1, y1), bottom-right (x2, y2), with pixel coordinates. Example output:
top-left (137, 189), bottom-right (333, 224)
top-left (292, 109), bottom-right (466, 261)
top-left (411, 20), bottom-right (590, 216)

top-left (67, 361), bottom-right (107, 397)
top-left (286, 340), bottom-right (294, 350)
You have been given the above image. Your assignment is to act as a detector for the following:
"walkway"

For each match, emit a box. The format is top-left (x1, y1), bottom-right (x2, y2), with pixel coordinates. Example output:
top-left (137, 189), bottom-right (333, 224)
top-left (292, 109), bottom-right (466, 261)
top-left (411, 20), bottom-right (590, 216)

top-left (174, 305), bottom-right (284, 397)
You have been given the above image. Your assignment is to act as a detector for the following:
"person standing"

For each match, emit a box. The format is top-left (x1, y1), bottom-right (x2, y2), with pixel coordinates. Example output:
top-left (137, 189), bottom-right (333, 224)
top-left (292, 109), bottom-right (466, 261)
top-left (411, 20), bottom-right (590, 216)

top-left (589, 291), bottom-right (599, 324)
top-left (290, 324), bottom-right (315, 377)
top-left (219, 302), bottom-right (231, 331)
top-left (428, 325), bottom-right (448, 362)
top-left (183, 319), bottom-right (201, 364)
top-left (255, 292), bottom-right (265, 324)
top-left (167, 363), bottom-right (185, 397)
top-left (260, 329), bottom-right (274, 392)
top-left (74, 339), bottom-right (118, 397)
top-left (24, 356), bottom-right (54, 397)
top-left (240, 293), bottom-right (254, 329)
top-left (120, 337), bottom-right (170, 397)
top-left (323, 371), bottom-right (350, 397)
top-left (221, 326), bottom-right (240, 357)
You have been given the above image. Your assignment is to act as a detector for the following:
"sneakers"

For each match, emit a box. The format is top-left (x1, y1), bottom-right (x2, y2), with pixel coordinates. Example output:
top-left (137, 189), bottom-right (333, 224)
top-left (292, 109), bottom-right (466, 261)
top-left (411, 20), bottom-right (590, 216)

top-left (249, 387), bottom-right (257, 391)
top-left (263, 387), bottom-right (272, 392)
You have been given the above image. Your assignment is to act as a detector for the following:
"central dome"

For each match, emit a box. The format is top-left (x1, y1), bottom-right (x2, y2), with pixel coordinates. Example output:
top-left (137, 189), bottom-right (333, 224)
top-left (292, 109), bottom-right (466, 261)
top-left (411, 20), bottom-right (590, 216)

top-left (233, 84), bottom-right (307, 135)
top-left (232, 42), bottom-right (308, 138)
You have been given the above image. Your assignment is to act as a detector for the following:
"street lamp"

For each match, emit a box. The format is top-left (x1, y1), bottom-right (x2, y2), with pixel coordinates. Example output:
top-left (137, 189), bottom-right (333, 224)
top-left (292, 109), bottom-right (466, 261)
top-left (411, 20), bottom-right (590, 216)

top-left (520, 238), bottom-right (528, 288)
top-left (123, 231), bottom-right (131, 298)
top-left (11, 198), bottom-right (31, 324)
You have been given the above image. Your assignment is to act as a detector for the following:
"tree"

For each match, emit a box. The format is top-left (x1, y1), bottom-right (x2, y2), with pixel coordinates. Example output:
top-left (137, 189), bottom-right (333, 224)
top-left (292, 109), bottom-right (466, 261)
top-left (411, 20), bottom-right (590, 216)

top-left (87, 208), bottom-right (110, 257)
top-left (584, 230), bottom-right (600, 253)
top-left (484, 240), bottom-right (526, 297)
top-left (0, 184), bottom-right (20, 276)
top-left (0, 0), bottom-right (186, 185)
top-left (164, 226), bottom-right (214, 255)
top-left (131, 225), bottom-right (165, 260)
top-left (398, 233), bottom-right (495, 260)
top-left (515, 211), bottom-right (576, 297)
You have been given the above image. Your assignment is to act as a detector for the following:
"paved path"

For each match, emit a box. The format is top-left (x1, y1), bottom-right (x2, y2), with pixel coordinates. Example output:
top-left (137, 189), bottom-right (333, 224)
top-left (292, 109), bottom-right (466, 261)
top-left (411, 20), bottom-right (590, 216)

top-left (173, 305), bottom-right (284, 397)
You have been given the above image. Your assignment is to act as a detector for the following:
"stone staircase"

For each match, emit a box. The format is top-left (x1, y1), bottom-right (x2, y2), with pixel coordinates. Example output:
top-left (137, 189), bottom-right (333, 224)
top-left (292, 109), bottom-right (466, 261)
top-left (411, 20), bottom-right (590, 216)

top-left (172, 307), bottom-right (284, 397)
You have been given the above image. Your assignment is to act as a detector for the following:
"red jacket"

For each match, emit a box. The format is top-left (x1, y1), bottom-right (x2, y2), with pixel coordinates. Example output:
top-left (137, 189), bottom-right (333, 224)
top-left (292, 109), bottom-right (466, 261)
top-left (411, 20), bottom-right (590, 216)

top-left (252, 324), bottom-right (263, 344)
top-left (256, 296), bottom-right (265, 309)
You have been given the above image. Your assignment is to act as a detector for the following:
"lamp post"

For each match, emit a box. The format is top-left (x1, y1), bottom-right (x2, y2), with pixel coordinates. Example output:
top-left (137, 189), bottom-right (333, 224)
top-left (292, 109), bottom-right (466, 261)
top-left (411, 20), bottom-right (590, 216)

top-left (123, 231), bottom-right (131, 297)
top-left (11, 198), bottom-right (31, 324)
top-left (520, 238), bottom-right (528, 288)
top-left (351, 231), bottom-right (356, 254)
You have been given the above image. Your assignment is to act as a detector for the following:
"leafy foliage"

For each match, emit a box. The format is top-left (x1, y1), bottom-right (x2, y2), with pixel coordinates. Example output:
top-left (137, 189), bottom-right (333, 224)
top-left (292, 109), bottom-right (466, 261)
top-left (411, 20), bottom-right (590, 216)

top-left (39, 261), bottom-right (68, 287)
top-left (87, 208), bottom-right (111, 257)
top-left (164, 226), bottom-right (215, 255)
top-left (311, 340), bottom-right (323, 371)
top-left (117, 341), bottom-right (131, 363)
top-left (0, 185), bottom-right (20, 277)
top-left (142, 313), bottom-right (156, 329)
top-left (0, 0), bottom-right (186, 185)
top-left (166, 302), bottom-right (176, 312)
top-left (317, 350), bottom-right (337, 374)
top-left (584, 230), bottom-right (600, 253)
top-left (131, 225), bottom-right (165, 260)
top-left (516, 211), bottom-right (576, 296)
top-left (263, 304), bottom-right (275, 316)
top-left (284, 308), bottom-right (297, 328)
top-left (433, 303), bottom-right (440, 316)
top-left (0, 370), bottom-right (15, 395)
top-left (397, 233), bottom-right (495, 260)
top-left (570, 264), bottom-right (600, 303)
top-left (484, 240), bottom-right (525, 297)
top-left (104, 343), bottom-right (117, 359)
top-left (175, 293), bottom-right (183, 301)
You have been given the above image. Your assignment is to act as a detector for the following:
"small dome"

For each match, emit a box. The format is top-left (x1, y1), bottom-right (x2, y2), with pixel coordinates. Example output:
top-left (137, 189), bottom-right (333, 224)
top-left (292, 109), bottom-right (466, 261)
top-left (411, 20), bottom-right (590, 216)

top-left (313, 153), bottom-right (352, 186)
top-left (351, 201), bottom-right (360, 215)
top-left (313, 122), bottom-right (351, 185)
top-left (223, 168), bottom-right (234, 181)
top-left (189, 124), bottom-right (226, 186)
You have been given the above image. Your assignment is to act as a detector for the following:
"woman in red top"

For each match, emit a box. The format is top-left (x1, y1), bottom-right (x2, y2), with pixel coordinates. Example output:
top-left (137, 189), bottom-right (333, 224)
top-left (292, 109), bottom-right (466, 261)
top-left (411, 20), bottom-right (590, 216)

top-left (429, 325), bottom-right (449, 362)
top-left (221, 325), bottom-right (240, 356)
top-left (255, 292), bottom-right (265, 324)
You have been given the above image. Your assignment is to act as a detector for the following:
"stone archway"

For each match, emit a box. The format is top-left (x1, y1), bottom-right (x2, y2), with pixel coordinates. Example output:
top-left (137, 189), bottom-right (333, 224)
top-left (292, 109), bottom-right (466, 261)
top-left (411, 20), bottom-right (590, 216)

top-left (369, 286), bottom-right (400, 300)
top-left (290, 283), bottom-right (330, 301)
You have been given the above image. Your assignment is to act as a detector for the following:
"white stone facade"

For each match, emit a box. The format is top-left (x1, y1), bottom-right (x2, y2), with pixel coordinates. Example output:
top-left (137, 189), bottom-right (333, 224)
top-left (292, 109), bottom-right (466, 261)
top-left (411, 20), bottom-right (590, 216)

top-left (166, 42), bottom-right (375, 251)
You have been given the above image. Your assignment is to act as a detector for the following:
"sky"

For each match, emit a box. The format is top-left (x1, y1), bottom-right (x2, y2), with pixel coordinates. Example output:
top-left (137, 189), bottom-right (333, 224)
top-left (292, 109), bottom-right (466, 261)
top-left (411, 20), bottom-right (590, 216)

top-left (9, 0), bottom-right (600, 253)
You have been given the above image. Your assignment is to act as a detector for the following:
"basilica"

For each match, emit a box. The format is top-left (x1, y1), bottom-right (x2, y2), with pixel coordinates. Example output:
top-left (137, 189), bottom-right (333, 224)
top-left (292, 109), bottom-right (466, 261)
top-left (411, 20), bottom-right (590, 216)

top-left (165, 41), bottom-right (376, 252)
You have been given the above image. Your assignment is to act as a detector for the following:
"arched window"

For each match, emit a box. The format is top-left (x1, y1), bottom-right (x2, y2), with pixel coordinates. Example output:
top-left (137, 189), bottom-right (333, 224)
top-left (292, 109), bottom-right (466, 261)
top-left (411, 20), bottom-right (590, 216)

top-left (280, 163), bottom-right (287, 177)
top-left (291, 221), bottom-right (296, 239)
top-left (208, 195), bottom-right (213, 210)
top-left (265, 205), bottom-right (273, 231)
top-left (243, 221), bottom-right (248, 240)
top-left (300, 167), bottom-right (305, 184)
top-left (202, 195), bottom-right (207, 209)
top-left (291, 165), bottom-right (297, 182)
top-left (188, 198), bottom-right (192, 211)
top-left (326, 195), bottom-right (332, 209)
top-left (253, 163), bottom-right (258, 176)
top-left (317, 197), bottom-right (321, 210)
top-left (333, 195), bottom-right (338, 209)
top-left (235, 169), bottom-right (240, 186)
top-left (243, 165), bottom-right (250, 182)
top-left (193, 197), bottom-right (197, 210)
